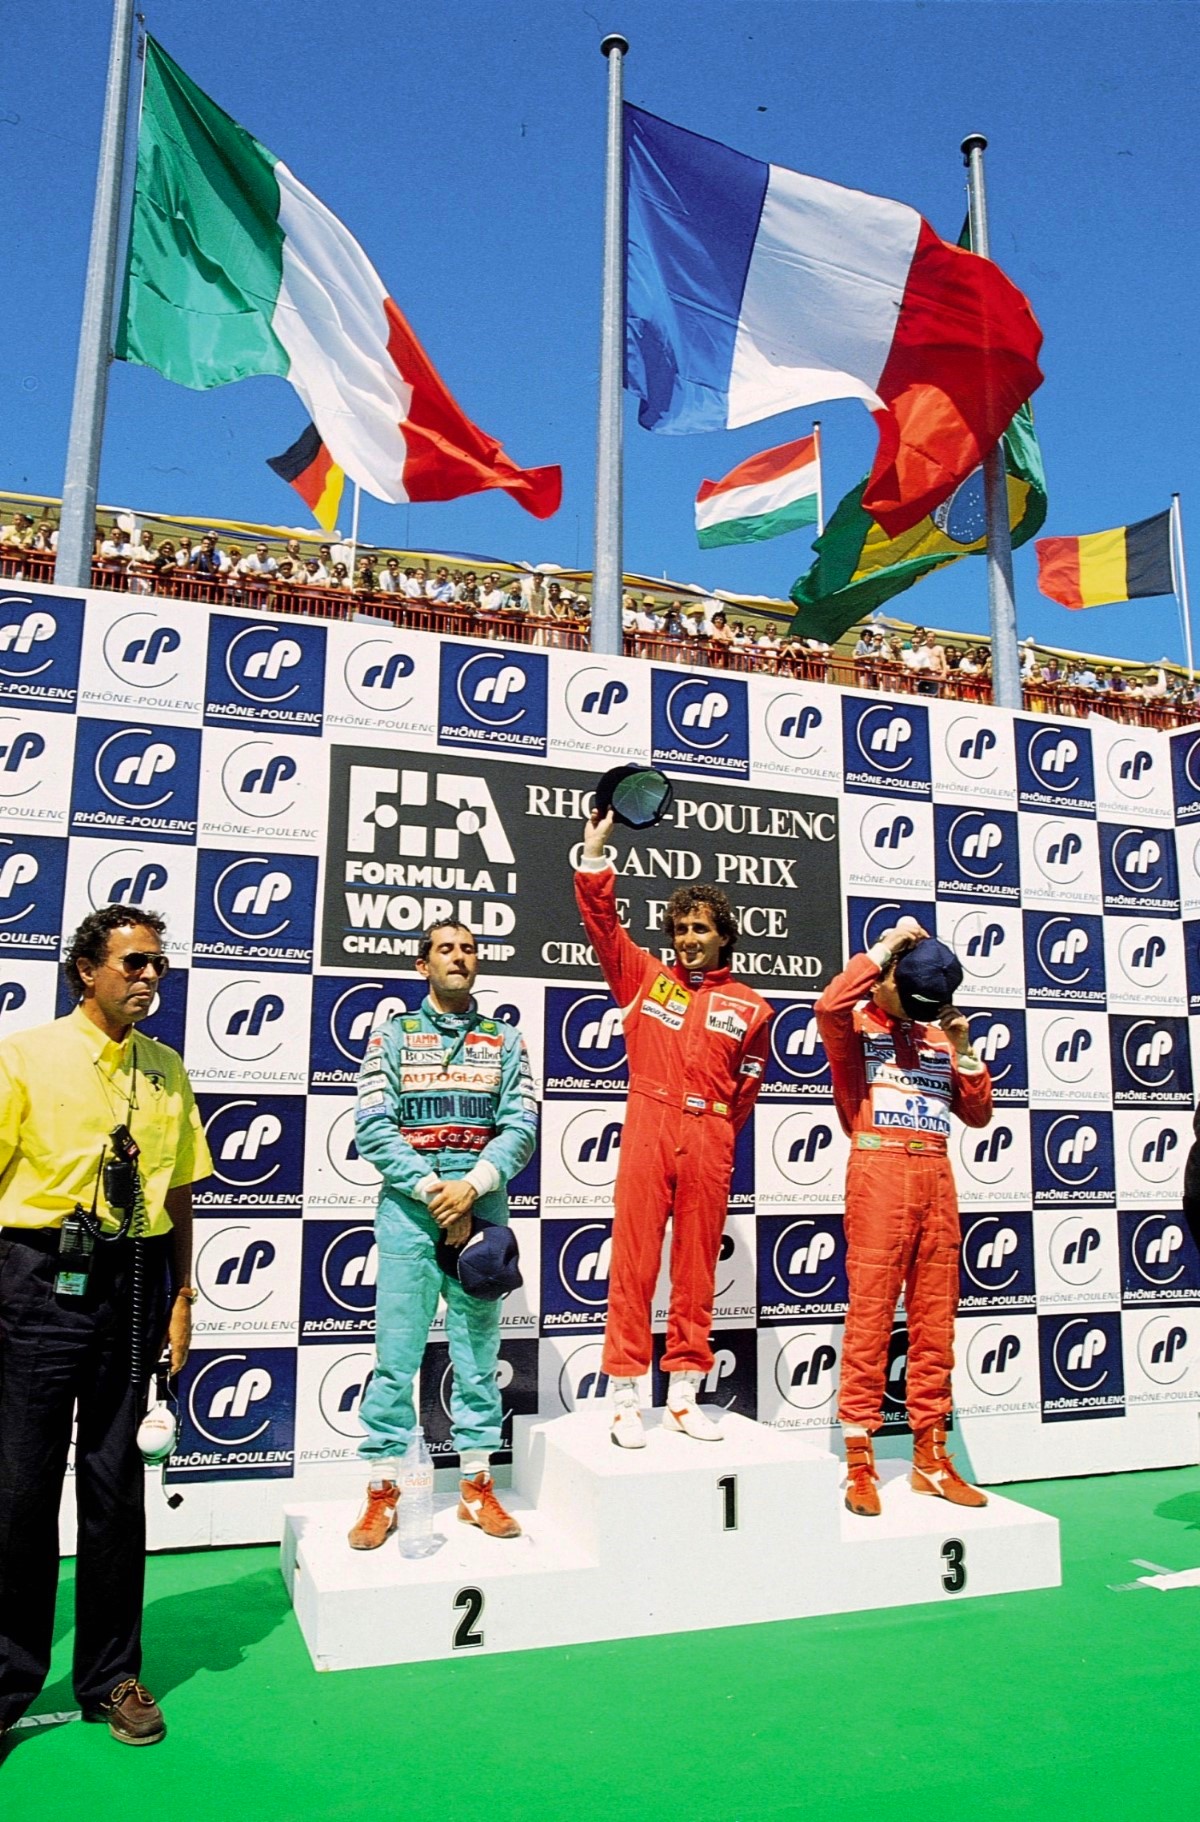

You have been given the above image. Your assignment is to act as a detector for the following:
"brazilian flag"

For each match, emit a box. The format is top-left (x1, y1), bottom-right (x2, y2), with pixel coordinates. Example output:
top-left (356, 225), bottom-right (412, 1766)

top-left (789, 219), bottom-right (1047, 643)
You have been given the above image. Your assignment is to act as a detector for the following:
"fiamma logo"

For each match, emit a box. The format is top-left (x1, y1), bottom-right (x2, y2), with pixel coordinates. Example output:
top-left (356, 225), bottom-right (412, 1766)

top-left (564, 666), bottom-right (632, 737)
top-left (773, 1330), bottom-right (840, 1412)
top-left (206, 614), bottom-right (325, 735)
top-left (965, 1323), bottom-right (1025, 1397)
top-left (0, 594), bottom-right (82, 713)
top-left (204, 979), bottom-right (287, 1063)
top-left (651, 669), bottom-right (749, 777)
top-left (946, 715), bottom-right (1000, 779)
top-left (559, 1107), bottom-right (625, 1187)
top-left (342, 637), bottom-right (416, 712)
top-left (438, 645), bottom-right (548, 754)
top-left (219, 740), bottom-right (301, 822)
top-left (101, 611), bottom-right (183, 689)
top-left (196, 1225), bottom-right (278, 1313)
top-left (859, 804), bottom-right (919, 872)
top-left (842, 698), bottom-right (930, 799)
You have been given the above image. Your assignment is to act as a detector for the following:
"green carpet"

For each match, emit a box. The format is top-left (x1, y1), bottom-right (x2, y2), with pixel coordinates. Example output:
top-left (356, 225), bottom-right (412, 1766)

top-left (4, 1467), bottom-right (1200, 1821)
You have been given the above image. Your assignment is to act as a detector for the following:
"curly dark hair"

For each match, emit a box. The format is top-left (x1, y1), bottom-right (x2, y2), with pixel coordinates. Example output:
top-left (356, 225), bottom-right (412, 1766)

top-left (664, 884), bottom-right (738, 962)
top-left (62, 904), bottom-right (167, 1001)
top-left (417, 920), bottom-right (476, 963)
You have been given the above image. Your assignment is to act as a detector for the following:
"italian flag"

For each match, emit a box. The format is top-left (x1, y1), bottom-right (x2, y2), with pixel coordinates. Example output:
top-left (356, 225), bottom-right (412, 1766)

top-left (695, 433), bottom-right (820, 550)
top-left (116, 39), bottom-right (561, 519)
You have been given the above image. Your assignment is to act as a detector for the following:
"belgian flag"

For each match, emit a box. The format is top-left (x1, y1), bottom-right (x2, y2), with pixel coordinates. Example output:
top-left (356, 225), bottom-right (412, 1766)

top-left (267, 422), bottom-right (345, 533)
top-left (1035, 510), bottom-right (1174, 609)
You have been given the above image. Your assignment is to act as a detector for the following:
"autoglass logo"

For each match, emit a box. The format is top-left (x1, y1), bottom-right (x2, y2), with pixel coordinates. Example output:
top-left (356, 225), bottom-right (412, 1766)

top-left (564, 667), bottom-right (631, 737)
top-left (101, 612), bottom-right (183, 689)
top-left (343, 638), bottom-right (416, 712)
top-left (220, 740), bottom-right (300, 821)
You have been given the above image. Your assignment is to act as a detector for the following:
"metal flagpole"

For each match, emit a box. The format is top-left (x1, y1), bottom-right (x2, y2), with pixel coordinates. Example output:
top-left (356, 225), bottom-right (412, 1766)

top-left (961, 133), bottom-right (1021, 711)
top-left (55, 0), bottom-right (138, 591)
top-left (1171, 494), bottom-right (1194, 680)
top-left (592, 33), bottom-right (629, 657)
top-left (812, 419), bottom-right (825, 536)
top-left (347, 482), bottom-right (362, 593)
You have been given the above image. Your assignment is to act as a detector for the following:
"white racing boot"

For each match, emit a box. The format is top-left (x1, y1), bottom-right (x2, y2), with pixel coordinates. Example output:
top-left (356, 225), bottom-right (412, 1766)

top-left (609, 1377), bottom-right (647, 1449)
top-left (662, 1371), bottom-right (724, 1442)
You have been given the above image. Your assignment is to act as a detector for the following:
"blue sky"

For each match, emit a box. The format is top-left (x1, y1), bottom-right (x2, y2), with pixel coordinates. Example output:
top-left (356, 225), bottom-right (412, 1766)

top-left (2, 2), bottom-right (1196, 661)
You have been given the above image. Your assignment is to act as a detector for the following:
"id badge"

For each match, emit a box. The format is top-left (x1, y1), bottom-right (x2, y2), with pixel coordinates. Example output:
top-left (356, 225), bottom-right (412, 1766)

top-left (54, 1209), bottom-right (95, 1298)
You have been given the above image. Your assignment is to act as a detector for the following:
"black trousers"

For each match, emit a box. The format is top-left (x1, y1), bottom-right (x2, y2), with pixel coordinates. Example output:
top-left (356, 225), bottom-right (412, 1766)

top-left (0, 1229), bottom-right (169, 1727)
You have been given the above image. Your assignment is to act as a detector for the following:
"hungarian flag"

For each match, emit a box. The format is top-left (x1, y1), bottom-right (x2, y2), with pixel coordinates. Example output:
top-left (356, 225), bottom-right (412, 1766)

top-left (789, 402), bottom-right (1046, 642)
top-left (117, 39), bottom-right (562, 519)
top-left (267, 423), bottom-right (345, 533)
top-left (1036, 511), bottom-right (1174, 609)
top-left (625, 106), bottom-right (1043, 537)
top-left (695, 433), bottom-right (820, 549)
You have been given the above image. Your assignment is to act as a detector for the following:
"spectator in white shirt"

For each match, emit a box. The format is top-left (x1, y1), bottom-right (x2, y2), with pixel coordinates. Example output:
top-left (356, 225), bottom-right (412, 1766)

top-left (377, 557), bottom-right (403, 594)
top-left (237, 542), bottom-right (279, 580)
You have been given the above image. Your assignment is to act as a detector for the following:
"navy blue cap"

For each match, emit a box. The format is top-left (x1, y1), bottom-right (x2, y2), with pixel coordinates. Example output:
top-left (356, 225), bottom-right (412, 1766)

top-left (893, 938), bottom-right (963, 1021)
top-left (436, 1217), bottom-right (523, 1301)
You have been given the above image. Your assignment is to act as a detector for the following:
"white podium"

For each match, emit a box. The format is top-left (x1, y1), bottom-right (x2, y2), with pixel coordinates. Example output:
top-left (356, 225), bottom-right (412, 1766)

top-left (281, 1410), bottom-right (1061, 1672)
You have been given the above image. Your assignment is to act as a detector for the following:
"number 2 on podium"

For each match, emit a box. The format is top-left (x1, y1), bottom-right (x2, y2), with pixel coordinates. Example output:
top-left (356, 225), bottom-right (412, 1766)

top-left (717, 1474), bottom-right (738, 1532)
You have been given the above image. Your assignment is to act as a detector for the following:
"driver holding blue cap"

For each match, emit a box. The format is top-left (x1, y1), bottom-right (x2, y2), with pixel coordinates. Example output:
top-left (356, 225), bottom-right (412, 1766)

top-left (816, 918), bottom-right (992, 1518)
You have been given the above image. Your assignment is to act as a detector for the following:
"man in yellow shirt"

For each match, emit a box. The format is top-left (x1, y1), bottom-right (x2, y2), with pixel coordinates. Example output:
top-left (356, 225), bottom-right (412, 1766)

top-left (0, 905), bottom-right (211, 1748)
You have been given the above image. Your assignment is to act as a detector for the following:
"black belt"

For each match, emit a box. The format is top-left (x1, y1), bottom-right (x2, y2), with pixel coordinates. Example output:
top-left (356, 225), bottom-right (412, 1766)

top-left (0, 1225), bottom-right (148, 1253)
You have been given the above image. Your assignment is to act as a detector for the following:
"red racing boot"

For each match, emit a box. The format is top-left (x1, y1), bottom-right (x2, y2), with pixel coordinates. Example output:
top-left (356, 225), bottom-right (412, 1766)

top-left (844, 1432), bottom-right (881, 1517)
top-left (911, 1424), bottom-right (988, 1507)
top-left (458, 1471), bottom-right (522, 1538)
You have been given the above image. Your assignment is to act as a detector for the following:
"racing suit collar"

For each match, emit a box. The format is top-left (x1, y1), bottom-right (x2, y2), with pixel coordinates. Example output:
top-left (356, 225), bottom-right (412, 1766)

top-left (421, 993), bottom-right (479, 1030)
top-left (671, 961), bottom-right (732, 991)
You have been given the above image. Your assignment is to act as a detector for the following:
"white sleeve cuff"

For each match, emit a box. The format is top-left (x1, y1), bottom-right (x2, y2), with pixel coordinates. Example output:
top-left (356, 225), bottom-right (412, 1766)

top-left (577, 855), bottom-right (614, 873)
top-left (956, 1053), bottom-right (984, 1074)
top-left (413, 1173), bottom-right (439, 1203)
top-left (465, 1159), bottom-right (501, 1199)
top-left (866, 942), bottom-right (892, 970)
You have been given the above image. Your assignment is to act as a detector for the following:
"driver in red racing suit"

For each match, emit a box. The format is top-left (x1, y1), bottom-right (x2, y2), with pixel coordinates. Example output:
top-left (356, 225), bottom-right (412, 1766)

top-left (816, 919), bottom-right (992, 1516)
top-left (575, 809), bottom-right (771, 1449)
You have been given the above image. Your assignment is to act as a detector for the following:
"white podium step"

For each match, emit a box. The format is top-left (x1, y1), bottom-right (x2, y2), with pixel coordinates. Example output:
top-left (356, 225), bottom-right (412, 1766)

top-left (282, 1410), bottom-right (1061, 1671)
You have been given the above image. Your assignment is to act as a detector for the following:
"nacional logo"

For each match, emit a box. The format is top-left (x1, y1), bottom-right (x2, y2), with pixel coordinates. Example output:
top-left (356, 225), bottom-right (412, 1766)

top-left (0, 592), bottom-right (83, 713)
top-left (177, 1347), bottom-right (296, 1476)
top-left (0, 832), bottom-right (67, 955)
top-left (195, 1224), bottom-right (280, 1313)
top-left (1039, 1312), bottom-right (1124, 1421)
top-left (559, 1107), bottom-right (625, 1187)
top-left (965, 1010), bottom-right (1027, 1101)
top-left (965, 1323), bottom-right (1027, 1399)
top-left (1024, 911), bottom-right (1106, 1008)
top-left (309, 976), bottom-right (416, 1092)
top-left (539, 1218), bottom-right (613, 1331)
top-left (218, 739), bottom-right (303, 824)
top-left (858, 803), bottom-right (921, 874)
top-left (935, 806), bottom-right (1019, 902)
top-left (1017, 720), bottom-right (1095, 816)
top-left (438, 644), bottom-right (548, 755)
top-left (316, 1351), bottom-right (375, 1438)
top-left (193, 851), bottom-right (317, 971)
top-left (650, 669), bottom-right (749, 778)
top-left (205, 614), bottom-right (326, 735)
top-left (69, 718), bottom-right (201, 842)
top-left (100, 610), bottom-right (185, 692)
top-left (842, 698), bottom-right (931, 799)
top-left (196, 1094), bottom-right (305, 1210)
top-left (770, 1111), bottom-right (836, 1188)
top-left (1110, 1016), bottom-right (1192, 1108)
top-left (1032, 1110), bottom-right (1116, 1207)
top-left (342, 637), bottom-right (417, 713)
top-left (1101, 825), bottom-right (1178, 917)
top-left (544, 988), bottom-right (628, 1095)
top-left (764, 1000), bottom-right (830, 1099)
top-left (959, 1213), bottom-right (1035, 1310)
top-left (563, 666), bottom-right (633, 739)
top-left (772, 1329), bottom-right (840, 1413)
top-left (944, 713), bottom-right (1002, 783)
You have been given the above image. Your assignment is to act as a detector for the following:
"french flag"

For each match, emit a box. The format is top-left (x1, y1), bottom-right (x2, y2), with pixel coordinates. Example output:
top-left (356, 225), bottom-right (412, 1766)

top-left (624, 107), bottom-right (1043, 538)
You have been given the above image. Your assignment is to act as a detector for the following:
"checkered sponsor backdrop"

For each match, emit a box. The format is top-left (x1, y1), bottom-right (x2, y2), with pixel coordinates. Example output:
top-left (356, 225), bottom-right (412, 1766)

top-left (4, 583), bottom-right (1197, 1547)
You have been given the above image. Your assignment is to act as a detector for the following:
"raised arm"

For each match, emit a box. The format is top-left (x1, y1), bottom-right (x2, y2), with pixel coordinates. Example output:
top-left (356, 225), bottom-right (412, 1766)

top-left (574, 809), bottom-right (653, 1007)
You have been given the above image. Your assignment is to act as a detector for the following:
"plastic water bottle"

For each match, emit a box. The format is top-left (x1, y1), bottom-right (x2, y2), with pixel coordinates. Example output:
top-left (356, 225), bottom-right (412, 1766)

top-left (397, 1427), bottom-right (437, 1559)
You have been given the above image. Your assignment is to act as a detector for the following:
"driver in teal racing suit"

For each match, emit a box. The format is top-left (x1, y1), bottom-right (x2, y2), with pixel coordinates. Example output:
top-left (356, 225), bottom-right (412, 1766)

top-left (348, 920), bottom-right (538, 1547)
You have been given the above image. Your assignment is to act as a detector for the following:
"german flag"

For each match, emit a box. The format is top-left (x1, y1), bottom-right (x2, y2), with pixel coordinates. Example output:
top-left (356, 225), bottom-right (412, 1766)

top-left (267, 422), bottom-right (345, 533)
top-left (1035, 510), bottom-right (1173, 609)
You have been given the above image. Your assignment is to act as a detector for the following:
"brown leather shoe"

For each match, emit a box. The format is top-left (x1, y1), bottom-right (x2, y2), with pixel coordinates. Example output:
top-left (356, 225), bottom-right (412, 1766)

top-left (87, 1678), bottom-right (166, 1746)
top-left (911, 1424), bottom-right (988, 1507)
top-left (348, 1478), bottom-right (400, 1549)
top-left (457, 1471), bottom-right (522, 1538)
top-left (844, 1433), bottom-right (882, 1517)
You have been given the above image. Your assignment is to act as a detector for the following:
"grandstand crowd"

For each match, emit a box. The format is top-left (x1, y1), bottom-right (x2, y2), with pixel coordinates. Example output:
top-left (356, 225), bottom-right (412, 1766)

top-left (2, 506), bottom-right (1194, 727)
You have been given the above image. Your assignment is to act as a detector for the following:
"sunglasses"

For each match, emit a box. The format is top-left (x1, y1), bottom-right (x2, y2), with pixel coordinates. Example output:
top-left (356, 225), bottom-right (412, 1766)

top-left (114, 951), bottom-right (171, 978)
